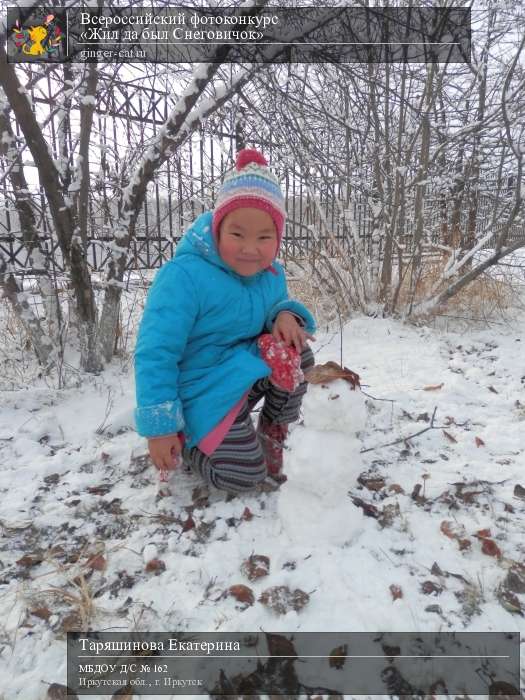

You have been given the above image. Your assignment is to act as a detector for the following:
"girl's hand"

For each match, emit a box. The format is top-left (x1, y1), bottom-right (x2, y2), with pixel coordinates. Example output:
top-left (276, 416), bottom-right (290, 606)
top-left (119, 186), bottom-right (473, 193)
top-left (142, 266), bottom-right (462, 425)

top-left (272, 311), bottom-right (316, 353)
top-left (148, 434), bottom-right (182, 472)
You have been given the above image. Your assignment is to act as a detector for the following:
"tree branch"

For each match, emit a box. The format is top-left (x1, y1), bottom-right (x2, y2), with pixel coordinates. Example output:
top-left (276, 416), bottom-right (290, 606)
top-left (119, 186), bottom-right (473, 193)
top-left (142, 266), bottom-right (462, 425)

top-left (360, 406), bottom-right (442, 453)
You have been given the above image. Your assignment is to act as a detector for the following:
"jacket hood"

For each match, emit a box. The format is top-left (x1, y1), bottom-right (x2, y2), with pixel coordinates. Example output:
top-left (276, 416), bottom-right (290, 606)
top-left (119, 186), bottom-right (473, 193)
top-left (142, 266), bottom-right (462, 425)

top-left (174, 211), bottom-right (277, 283)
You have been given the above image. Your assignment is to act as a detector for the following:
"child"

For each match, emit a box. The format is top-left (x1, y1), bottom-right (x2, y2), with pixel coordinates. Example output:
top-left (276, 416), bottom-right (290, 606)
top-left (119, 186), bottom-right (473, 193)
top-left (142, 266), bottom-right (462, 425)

top-left (134, 148), bottom-right (317, 494)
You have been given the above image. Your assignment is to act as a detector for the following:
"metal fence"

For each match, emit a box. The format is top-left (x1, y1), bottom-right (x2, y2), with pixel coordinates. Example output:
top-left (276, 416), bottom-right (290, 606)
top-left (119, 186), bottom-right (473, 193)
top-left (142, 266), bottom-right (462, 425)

top-left (2, 174), bottom-right (523, 275)
top-left (1, 67), bottom-right (524, 276)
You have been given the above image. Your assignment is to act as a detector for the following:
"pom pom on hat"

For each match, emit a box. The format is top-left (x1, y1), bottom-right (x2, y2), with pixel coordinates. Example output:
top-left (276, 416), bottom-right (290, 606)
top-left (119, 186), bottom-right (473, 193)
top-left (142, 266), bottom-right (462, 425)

top-left (236, 148), bottom-right (268, 170)
top-left (212, 147), bottom-right (286, 248)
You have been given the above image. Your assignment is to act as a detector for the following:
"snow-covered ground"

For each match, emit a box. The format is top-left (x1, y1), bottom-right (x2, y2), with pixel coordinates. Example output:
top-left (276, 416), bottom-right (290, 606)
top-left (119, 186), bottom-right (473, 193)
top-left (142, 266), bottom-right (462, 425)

top-left (0, 306), bottom-right (524, 699)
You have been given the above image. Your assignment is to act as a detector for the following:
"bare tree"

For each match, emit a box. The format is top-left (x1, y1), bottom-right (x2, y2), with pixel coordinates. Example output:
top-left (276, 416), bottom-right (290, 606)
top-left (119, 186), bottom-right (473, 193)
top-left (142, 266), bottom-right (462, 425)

top-left (241, 4), bottom-right (525, 318)
top-left (1, 1), bottom-right (524, 377)
top-left (1, 2), bottom-right (273, 372)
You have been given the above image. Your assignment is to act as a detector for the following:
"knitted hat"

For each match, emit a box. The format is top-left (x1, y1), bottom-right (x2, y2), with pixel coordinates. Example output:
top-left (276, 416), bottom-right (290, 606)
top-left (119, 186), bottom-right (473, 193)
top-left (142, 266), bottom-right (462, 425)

top-left (212, 148), bottom-right (286, 249)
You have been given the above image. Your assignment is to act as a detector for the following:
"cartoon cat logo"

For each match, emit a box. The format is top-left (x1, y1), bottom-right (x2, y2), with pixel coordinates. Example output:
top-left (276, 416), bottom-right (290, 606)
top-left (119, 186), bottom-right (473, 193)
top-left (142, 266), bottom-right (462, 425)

top-left (12, 14), bottom-right (63, 58)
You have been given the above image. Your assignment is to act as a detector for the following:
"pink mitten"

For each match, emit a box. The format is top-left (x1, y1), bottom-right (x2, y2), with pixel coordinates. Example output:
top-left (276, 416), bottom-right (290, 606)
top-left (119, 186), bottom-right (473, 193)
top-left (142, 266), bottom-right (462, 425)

top-left (257, 334), bottom-right (304, 392)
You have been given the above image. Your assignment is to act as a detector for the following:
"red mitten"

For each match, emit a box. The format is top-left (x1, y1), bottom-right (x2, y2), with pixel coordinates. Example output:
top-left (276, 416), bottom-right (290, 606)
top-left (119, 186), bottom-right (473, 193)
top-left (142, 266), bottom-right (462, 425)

top-left (257, 334), bottom-right (304, 392)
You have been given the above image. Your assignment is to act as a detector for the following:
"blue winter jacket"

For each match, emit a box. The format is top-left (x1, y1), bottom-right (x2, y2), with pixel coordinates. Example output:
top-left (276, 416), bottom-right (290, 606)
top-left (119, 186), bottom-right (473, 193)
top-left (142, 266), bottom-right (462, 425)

top-left (134, 210), bottom-right (317, 449)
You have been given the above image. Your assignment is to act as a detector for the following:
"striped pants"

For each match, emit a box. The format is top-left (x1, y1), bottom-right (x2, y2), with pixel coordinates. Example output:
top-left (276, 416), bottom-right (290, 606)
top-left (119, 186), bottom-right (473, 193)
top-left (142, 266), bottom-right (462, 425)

top-left (182, 344), bottom-right (315, 494)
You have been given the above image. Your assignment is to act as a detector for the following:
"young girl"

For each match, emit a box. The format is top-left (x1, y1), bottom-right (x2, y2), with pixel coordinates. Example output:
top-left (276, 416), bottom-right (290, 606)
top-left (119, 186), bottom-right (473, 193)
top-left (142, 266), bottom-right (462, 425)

top-left (134, 148), bottom-right (317, 494)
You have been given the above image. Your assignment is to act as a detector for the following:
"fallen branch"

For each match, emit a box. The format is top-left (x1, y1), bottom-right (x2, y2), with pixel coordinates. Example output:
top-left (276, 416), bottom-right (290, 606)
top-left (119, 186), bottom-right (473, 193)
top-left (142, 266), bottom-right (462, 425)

top-left (360, 388), bottom-right (396, 430)
top-left (360, 406), bottom-right (446, 453)
top-left (360, 389), bottom-right (396, 404)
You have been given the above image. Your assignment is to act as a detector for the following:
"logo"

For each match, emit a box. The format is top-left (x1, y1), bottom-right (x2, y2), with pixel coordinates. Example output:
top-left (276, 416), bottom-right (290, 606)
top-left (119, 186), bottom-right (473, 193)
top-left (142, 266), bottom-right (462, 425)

top-left (9, 9), bottom-right (65, 61)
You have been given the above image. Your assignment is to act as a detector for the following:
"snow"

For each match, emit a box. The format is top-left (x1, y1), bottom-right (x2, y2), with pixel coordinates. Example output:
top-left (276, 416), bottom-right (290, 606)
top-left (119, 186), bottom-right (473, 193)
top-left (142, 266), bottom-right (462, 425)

top-left (143, 543), bottom-right (159, 564)
top-left (79, 95), bottom-right (96, 107)
top-left (0, 302), bottom-right (524, 697)
top-left (1, 130), bottom-right (14, 145)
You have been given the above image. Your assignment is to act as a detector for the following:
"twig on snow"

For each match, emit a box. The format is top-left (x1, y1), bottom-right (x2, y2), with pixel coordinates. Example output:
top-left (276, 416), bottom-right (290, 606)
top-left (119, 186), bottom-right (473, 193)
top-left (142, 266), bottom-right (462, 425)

top-left (360, 406), bottom-right (444, 453)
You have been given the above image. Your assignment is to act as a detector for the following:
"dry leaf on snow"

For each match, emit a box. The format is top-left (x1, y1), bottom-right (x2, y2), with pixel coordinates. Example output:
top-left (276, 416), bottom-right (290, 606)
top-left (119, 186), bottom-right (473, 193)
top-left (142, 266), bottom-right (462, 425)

top-left (304, 361), bottom-right (360, 389)
top-left (504, 563), bottom-right (525, 594)
top-left (440, 521), bottom-right (471, 551)
top-left (474, 528), bottom-right (491, 539)
top-left (241, 554), bottom-right (270, 581)
top-left (221, 584), bottom-right (255, 608)
top-left (241, 506), bottom-right (253, 521)
top-left (265, 632), bottom-right (298, 659)
top-left (513, 484), bottom-right (525, 500)
top-left (258, 585), bottom-right (310, 615)
top-left (30, 606), bottom-right (52, 620)
top-left (145, 559), bottom-right (166, 574)
top-left (47, 683), bottom-right (79, 699)
top-left (16, 552), bottom-right (44, 567)
top-left (86, 553), bottom-right (106, 571)
top-left (440, 521), bottom-right (460, 539)
top-left (497, 586), bottom-right (523, 616)
top-left (481, 539), bottom-right (502, 558)
top-left (181, 514), bottom-right (195, 532)
top-left (389, 584), bottom-right (403, 601)
top-left (329, 643), bottom-right (348, 669)
top-left (420, 581), bottom-right (443, 596)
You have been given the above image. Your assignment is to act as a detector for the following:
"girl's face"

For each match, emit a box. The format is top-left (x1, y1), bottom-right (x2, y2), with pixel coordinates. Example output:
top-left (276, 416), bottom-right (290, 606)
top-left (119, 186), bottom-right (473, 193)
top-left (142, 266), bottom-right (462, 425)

top-left (217, 207), bottom-right (278, 276)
